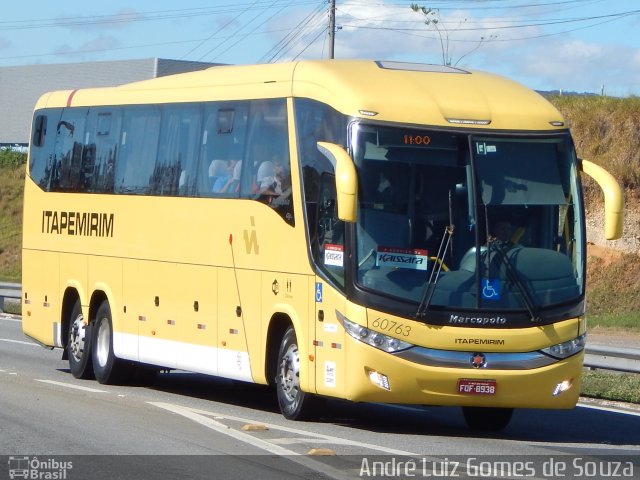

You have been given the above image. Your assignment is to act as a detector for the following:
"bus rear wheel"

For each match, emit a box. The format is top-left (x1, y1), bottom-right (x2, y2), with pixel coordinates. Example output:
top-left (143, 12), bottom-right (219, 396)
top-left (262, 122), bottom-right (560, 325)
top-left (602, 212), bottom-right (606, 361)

top-left (276, 326), bottom-right (323, 420)
top-left (91, 300), bottom-right (132, 384)
top-left (67, 299), bottom-right (94, 379)
top-left (462, 406), bottom-right (514, 431)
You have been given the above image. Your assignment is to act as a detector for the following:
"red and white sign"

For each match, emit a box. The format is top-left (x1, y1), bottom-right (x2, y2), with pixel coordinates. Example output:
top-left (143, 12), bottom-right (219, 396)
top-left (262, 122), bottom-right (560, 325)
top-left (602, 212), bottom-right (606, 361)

top-left (324, 244), bottom-right (344, 267)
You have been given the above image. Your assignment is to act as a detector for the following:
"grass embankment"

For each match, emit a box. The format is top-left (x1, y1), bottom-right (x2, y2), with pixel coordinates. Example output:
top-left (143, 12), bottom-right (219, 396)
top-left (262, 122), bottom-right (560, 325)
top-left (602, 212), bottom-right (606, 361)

top-left (585, 252), bottom-right (640, 331)
top-left (550, 95), bottom-right (640, 199)
top-left (0, 150), bottom-right (25, 282)
top-left (551, 95), bottom-right (640, 333)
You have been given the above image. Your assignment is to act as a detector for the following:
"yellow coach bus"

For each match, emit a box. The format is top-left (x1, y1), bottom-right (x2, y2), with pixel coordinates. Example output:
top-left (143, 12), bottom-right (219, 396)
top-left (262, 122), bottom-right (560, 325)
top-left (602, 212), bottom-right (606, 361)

top-left (22, 60), bottom-right (623, 430)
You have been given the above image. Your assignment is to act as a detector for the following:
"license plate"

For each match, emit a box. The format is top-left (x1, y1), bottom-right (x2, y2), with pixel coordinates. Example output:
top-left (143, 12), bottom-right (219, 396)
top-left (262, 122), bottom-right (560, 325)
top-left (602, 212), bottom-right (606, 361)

top-left (458, 379), bottom-right (497, 395)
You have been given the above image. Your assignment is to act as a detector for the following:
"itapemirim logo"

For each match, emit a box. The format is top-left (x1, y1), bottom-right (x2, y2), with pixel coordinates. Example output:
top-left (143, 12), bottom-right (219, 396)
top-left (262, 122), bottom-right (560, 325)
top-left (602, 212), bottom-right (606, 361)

top-left (8, 456), bottom-right (73, 479)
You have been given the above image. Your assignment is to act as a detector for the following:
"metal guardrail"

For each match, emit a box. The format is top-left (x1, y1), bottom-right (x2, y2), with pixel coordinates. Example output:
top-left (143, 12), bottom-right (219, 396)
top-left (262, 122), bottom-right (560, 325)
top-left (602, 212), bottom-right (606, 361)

top-left (0, 282), bottom-right (21, 313)
top-left (1, 282), bottom-right (639, 373)
top-left (584, 345), bottom-right (640, 374)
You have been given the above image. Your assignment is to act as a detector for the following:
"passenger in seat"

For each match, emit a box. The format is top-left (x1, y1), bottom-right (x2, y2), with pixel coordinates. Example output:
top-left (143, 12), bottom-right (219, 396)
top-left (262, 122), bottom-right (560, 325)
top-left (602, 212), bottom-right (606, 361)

top-left (216, 160), bottom-right (241, 193)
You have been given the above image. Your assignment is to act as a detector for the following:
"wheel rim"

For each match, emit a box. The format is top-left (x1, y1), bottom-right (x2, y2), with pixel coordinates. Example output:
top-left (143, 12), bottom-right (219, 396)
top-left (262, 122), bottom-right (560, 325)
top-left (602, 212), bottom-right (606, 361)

top-left (68, 314), bottom-right (87, 361)
top-left (95, 317), bottom-right (111, 368)
top-left (279, 343), bottom-right (301, 403)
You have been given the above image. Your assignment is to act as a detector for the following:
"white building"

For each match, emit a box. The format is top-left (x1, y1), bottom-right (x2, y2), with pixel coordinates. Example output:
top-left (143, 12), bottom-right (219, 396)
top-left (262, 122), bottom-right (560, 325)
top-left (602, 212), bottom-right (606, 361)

top-left (0, 58), bottom-right (218, 147)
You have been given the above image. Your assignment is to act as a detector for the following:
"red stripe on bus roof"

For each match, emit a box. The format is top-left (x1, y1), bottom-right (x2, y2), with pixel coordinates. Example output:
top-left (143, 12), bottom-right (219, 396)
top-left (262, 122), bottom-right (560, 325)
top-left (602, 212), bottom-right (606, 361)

top-left (66, 89), bottom-right (79, 107)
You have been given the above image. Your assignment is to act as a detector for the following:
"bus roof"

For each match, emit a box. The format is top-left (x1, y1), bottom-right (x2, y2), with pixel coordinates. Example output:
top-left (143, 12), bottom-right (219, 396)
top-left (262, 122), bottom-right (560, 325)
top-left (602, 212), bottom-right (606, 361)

top-left (36, 59), bottom-right (565, 131)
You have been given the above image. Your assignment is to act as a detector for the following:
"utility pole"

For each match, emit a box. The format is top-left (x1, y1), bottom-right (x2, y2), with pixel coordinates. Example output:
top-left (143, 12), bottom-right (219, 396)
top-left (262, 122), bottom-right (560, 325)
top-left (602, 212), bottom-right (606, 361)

top-left (328, 0), bottom-right (336, 59)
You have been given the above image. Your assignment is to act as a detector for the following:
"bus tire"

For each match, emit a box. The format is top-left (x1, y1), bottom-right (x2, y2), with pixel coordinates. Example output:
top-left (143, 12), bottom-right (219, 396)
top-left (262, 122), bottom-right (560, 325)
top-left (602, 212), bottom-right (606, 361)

top-left (67, 299), bottom-right (94, 379)
top-left (462, 406), bottom-right (514, 431)
top-left (276, 326), bottom-right (322, 420)
top-left (91, 300), bottom-right (131, 384)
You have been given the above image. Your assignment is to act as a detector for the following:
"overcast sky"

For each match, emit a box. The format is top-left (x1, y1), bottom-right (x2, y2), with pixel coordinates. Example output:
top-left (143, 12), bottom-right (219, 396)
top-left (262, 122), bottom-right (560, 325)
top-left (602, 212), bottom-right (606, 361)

top-left (1, 0), bottom-right (638, 96)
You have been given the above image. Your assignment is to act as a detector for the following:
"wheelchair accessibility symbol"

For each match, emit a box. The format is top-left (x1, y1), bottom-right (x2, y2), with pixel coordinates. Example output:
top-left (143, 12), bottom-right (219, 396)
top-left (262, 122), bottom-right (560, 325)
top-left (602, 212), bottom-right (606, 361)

top-left (482, 278), bottom-right (501, 300)
top-left (315, 282), bottom-right (323, 303)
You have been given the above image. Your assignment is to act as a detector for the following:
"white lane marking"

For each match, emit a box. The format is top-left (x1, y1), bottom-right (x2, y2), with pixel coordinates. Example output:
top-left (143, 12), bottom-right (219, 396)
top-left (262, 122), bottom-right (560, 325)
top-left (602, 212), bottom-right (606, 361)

top-left (35, 379), bottom-right (108, 393)
top-left (0, 338), bottom-right (39, 347)
top-left (150, 402), bottom-right (287, 455)
top-left (150, 401), bottom-right (419, 456)
top-left (271, 438), bottom-right (337, 445)
top-left (578, 401), bottom-right (640, 417)
top-left (150, 402), bottom-right (361, 480)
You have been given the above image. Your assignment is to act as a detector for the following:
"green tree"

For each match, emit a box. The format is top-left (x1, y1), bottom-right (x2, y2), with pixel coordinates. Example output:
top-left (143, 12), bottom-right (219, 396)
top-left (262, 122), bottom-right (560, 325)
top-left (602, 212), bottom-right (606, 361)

top-left (0, 148), bottom-right (27, 169)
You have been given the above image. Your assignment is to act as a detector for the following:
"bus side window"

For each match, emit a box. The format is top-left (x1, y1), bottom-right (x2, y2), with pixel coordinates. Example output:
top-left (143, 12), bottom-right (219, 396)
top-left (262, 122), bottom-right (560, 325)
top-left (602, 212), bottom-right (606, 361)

top-left (32, 115), bottom-right (47, 147)
top-left (244, 99), bottom-right (294, 225)
top-left (116, 107), bottom-right (161, 194)
top-left (53, 108), bottom-right (88, 192)
top-left (84, 109), bottom-right (122, 193)
top-left (29, 109), bottom-right (61, 191)
top-left (198, 103), bottom-right (248, 198)
top-left (153, 104), bottom-right (202, 196)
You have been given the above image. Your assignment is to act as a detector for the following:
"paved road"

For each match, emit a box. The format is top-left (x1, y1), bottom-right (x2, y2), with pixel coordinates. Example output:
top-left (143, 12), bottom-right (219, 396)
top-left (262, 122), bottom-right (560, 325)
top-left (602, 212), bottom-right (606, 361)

top-left (1, 315), bottom-right (639, 480)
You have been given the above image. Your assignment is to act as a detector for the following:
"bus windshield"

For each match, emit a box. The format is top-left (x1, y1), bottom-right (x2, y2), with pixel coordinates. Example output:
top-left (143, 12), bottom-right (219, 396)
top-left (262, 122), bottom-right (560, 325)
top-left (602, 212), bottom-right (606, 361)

top-left (352, 124), bottom-right (585, 319)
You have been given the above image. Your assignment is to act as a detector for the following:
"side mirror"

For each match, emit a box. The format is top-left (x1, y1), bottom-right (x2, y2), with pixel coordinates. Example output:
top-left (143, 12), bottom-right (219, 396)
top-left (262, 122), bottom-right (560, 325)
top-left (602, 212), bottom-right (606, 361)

top-left (580, 159), bottom-right (624, 240)
top-left (317, 142), bottom-right (358, 223)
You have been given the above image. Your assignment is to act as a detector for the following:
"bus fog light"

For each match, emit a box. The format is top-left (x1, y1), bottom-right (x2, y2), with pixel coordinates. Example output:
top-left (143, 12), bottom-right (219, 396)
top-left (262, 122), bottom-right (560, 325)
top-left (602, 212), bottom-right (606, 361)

top-left (552, 379), bottom-right (573, 396)
top-left (367, 370), bottom-right (390, 390)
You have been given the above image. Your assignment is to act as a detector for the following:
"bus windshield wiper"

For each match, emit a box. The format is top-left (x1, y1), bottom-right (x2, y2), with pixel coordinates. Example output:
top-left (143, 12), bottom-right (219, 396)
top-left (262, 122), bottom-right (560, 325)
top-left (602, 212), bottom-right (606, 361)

top-left (487, 241), bottom-right (541, 322)
top-left (416, 189), bottom-right (457, 318)
top-left (415, 224), bottom-right (453, 318)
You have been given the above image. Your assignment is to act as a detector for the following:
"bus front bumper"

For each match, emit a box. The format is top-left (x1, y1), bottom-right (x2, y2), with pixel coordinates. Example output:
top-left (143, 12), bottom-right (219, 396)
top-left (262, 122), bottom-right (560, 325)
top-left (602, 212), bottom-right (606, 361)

top-left (342, 335), bottom-right (583, 409)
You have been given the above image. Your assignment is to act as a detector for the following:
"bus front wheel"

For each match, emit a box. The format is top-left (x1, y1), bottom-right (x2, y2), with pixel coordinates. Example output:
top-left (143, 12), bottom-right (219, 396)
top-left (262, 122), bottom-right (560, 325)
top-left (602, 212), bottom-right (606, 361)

top-left (91, 300), bottom-right (131, 384)
top-left (462, 406), bottom-right (514, 431)
top-left (276, 326), bottom-right (323, 420)
top-left (67, 299), bottom-right (94, 379)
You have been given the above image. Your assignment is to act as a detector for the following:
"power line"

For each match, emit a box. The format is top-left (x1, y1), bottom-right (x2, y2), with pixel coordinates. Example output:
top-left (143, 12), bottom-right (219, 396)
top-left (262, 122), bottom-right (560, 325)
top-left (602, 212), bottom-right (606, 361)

top-left (341, 0), bottom-right (607, 12)
top-left (2, 0), bottom-right (636, 68)
top-left (293, 27), bottom-right (329, 60)
top-left (340, 8), bottom-right (640, 33)
top-left (203, 0), bottom-right (295, 62)
top-left (0, 2), bottom-right (320, 30)
top-left (0, 2), bottom-right (324, 64)
top-left (262, 2), bottom-right (326, 62)
top-left (179, 1), bottom-right (262, 60)
top-left (269, 15), bottom-right (327, 62)
top-left (339, 2), bottom-right (611, 25)
top-left (260, 1), bottom-right (327, 63)
top-left (195, 1), bottom-right (268, 61)
top-left (0, 29), bottom-right (292, 63)
top-left (340, 7), bottom-right (635, 46)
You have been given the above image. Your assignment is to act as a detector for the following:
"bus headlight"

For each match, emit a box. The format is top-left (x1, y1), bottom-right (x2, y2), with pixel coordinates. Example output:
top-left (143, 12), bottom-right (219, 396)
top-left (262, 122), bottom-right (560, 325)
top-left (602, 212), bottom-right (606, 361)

top-left (338, 313), bottom-right (413, 353)
top-left (541, 333), bottom-right (586, 359)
